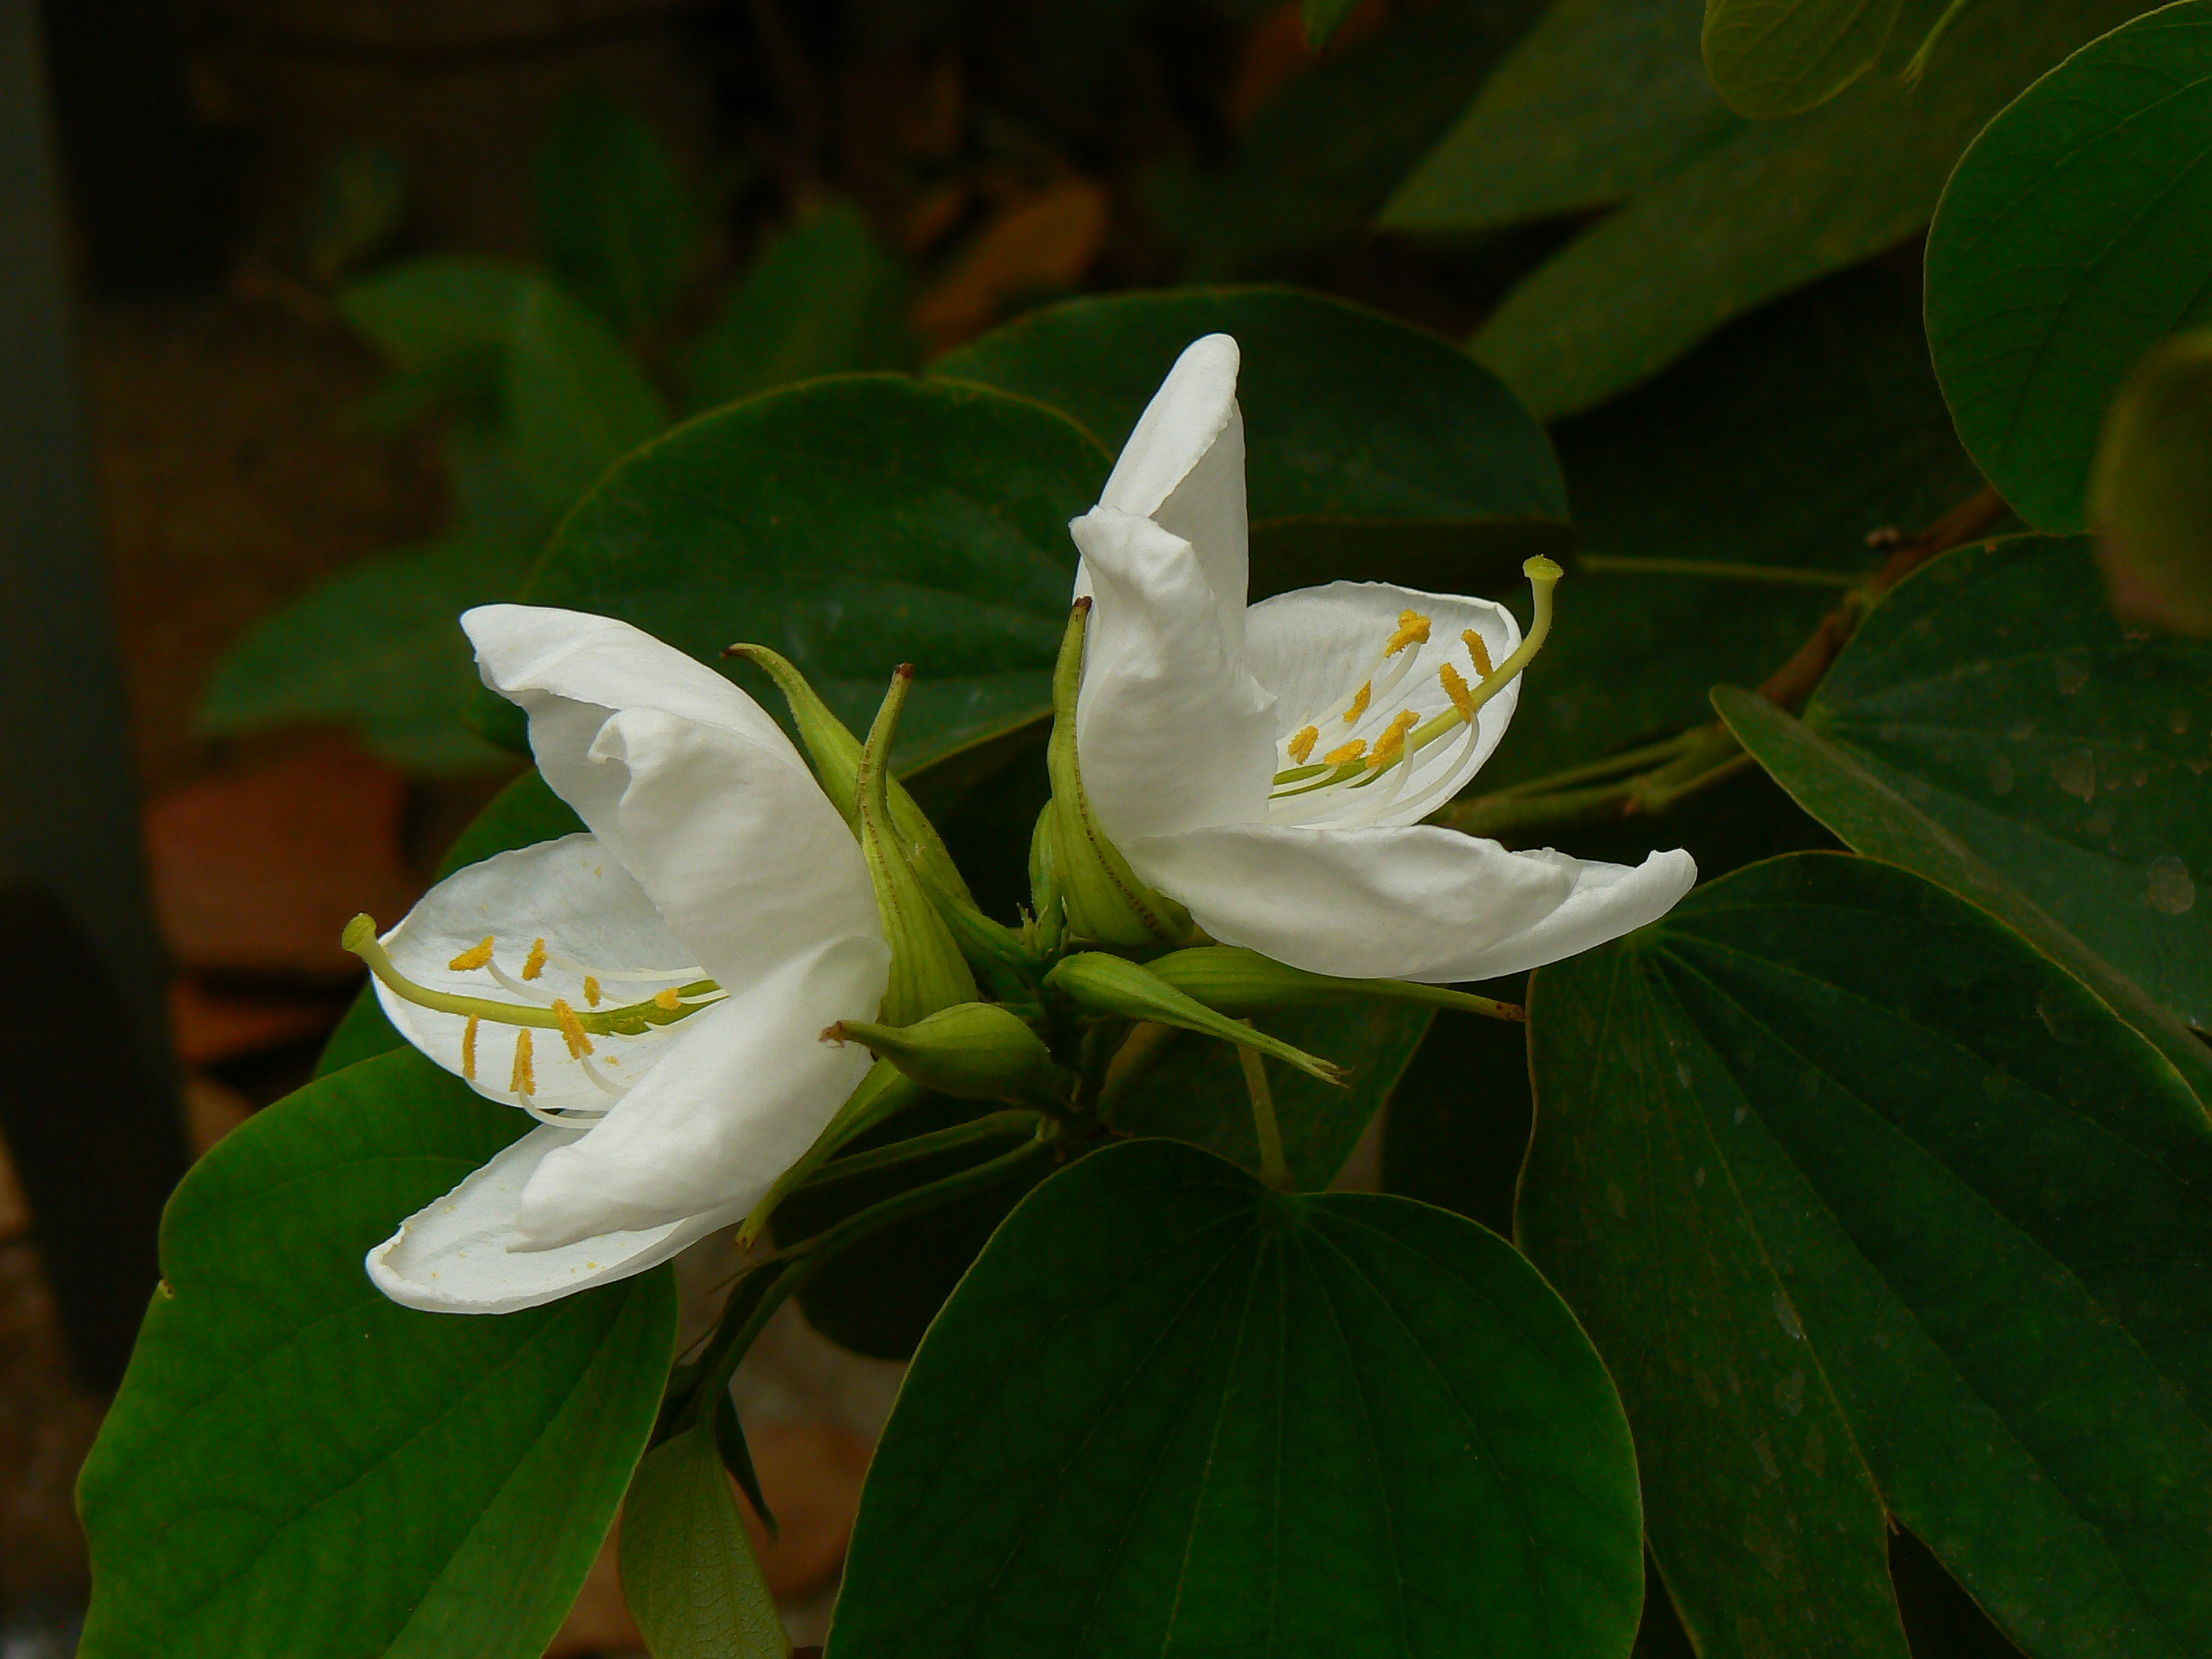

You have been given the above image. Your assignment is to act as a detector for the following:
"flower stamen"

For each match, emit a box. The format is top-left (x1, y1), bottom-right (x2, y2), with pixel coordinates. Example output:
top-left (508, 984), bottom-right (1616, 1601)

top-left (1323, 738), bottom-right (1368, 766)
top-left (551, 998), bottom-right (595, 1059)
top-left (462, 1014), bottom-right (479, 1081)
top-left (510, 1030), bottom-right (536, 1097)
top-left (522, 937), bottom-right (548, 980)
top-left (1365, 710), bottom-right (1419, 770)
top-left (583, 975), bottom-right (602, 1007)
top-left (1343, 681), bottom-right (1372, 724)
top-left (1384, 610), bottom-right (1431, 657)
top-left (1463, 628), bottom-right (1495, 678)
top-left (1287, 725), bottom-right (1319, 764)
top-left (449, 936), bottom-right (495, 972)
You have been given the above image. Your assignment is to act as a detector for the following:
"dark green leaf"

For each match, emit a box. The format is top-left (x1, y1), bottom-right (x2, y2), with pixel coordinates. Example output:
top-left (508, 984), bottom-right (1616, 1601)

top-left (1304, 0), bottom-right (1363, 47)
top-left (2089, 328), bottom-right (2212, 635)
top-left (1521, 851), bottom-right (2212, 1659)
top-left (535, 82), bottom-right (698, 336)
top-left (934, 284), bottom-right (1564, 523)
top-left (1381, 1003), bottom-right (1534, 1236)
top-left (833, 1137), bottom-right (1644, 1659)
top-left (1407, 0), bottom-right (2144, 416)
top-left (619, 1425), bottom-right (789, 1659)
top-left (688, 202), bottom-right (914, 412)
top-left (1702, 0), bottom-right (1903, 118)
top-left (1718, 533), bottom-right (2212, 1038)
top-left (197, 535), bottom-right (533, 774)
top-left (1247, 515), bottom-right (1576, 601)
top-left (523, 374), bottom-right (1106, 772)
top-left (504, 276), bottom-right (672, 512)
top-left (1926, 2), bottom-right (2212, 533)
top-left (338, 255), bottom-right (531, 372)
top-left (78, 1047), bottom-right (677, 1659)
top-left (1382, 0), bottom-right (1738, 236)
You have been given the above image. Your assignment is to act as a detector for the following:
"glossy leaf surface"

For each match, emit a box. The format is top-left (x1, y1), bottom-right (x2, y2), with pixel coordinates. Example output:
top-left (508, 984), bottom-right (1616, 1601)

top-left (78, 1048), bottom-right (677, 1659)
top-left (522, 374), bottom-right (1105, 771)
top-left (1925, 1), bottom-right (2212, 533)
top-left (1522, 851), bottom-right (2212, 1659)
top-left (832, 1138), bottom-right (1644, 1659)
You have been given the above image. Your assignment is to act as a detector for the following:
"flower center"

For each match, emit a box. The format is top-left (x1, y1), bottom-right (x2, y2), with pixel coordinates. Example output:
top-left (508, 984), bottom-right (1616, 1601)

top-left (343, 915), bottom-right (723, 1126)
top-left (1265, 558), bottom-right (1562, 828)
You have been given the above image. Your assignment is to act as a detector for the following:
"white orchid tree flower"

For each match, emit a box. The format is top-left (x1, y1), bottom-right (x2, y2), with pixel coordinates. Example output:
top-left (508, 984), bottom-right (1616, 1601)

top-left (349, 606), bottom-right (891, 1315)
top-left (1068, 334), bottom-right (1697, 983)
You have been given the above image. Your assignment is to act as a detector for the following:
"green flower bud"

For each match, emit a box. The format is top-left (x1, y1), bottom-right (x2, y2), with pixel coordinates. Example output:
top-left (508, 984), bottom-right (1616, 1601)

top-left (857, 666), bottom-right (977, 1024)
top-left (1145, 945), bottom-right (1524, 1023)
top-left (825, 1002), bottom-right (1074, 1108)
top-left (1044, 950), bottom-right (1344, 1086)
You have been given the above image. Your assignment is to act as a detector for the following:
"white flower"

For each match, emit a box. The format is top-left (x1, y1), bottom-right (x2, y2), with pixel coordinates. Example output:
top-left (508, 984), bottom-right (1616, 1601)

top-left (1068, 335), bottom-right (1696, 983)
top-left (356, 606), bottom-right (890, 1314)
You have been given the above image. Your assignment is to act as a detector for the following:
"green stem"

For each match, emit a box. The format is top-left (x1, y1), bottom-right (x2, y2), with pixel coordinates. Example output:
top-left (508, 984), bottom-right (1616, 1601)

top-left (1481, 731), bottom-right (1704, 800)
top-left (1577, 553), bottom-right (1862, 589)
top-left (1238, 1028), bottom-right (1292, 1192)
top-left (795, 1111), bottom-right (1045, 1192)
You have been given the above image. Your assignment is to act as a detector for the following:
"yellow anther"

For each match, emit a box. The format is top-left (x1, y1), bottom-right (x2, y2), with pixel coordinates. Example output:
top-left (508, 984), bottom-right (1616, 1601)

top-left (654, 987), bottom-right (683, 1011)
top-left (449, 936), bottom-right (495, 972)
top-left (1287, 725), bottom-right (1319, 764)
top-left (462, 1014), bottom-right (479, 1082)
top-left (1367, 710), bottom-right (1419, 768)
top-left (1343, 680), bottom-right (1372, 724)
top-left (1385, 610), bottom-right (1432, 657)
top-left (583, 975), bottom-right (602, 1008)
top-left (1440, 661), bottom-right (1475, 721)
top-left (1463, 628), bottom-right (1495, 678)
top-left (1323, 738), bottom-right (1368, 766)
top-left (522, 937), bottom-right (548, 980)
top-left (551, 998), bottom-right (595, 1059)
top-left (510, 1029), bottom-right (536, 1097)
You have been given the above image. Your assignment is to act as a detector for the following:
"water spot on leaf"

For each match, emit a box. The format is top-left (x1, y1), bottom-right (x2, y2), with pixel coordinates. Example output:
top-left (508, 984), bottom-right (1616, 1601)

top-left (1733, 1106), bottom-right (1748, 1126)
top-left (1774, 1369), bottom-right (1804, 1417)
top-left (2052, 748), bottom-right (2097, 800)
top-left (1772, 1290), bottom-right (1804, 1342)
top-left (2147, 856), bottom-right (2196, 916)
top-left (1986, 756), bottom-right (2013, 795)
top-left (2008, 720), bottom-right (2036, 742)
top-left (2053, 647), bottom-right (2093, 694)
top-left (2174, 709), bottom-right (2194, 735)
top-left (1694, 1166), bottom-right (1706, 1188)
top-left (1751, 1434), bottom-right (1780, 1481)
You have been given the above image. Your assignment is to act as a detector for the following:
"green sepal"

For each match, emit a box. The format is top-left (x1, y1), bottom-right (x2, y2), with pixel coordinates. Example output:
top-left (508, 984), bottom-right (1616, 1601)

top-left (1044, 951), bottom-right (1346, 1086)
top-left (737, 1057), bottom-right (926, 1248)
top-left (828, 1002), bottom-right (1075, 1109)
top-left (1035, 601), bottom-right (1195, 949)
top-left (1145, 944), bottom-right (1525, 1023)
top-left (858, 667), bottom-right (979, 1027)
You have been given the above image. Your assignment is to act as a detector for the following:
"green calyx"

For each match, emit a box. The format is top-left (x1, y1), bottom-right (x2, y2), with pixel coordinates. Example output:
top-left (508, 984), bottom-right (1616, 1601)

top-left (1145, 944), bottom-right (1525, 1023)
top-left (1032, 600), bottom-right (1196, 950)
top-left (826, 1002), bottom-right (1075, 1110)
top-left (1044, 950), bottom-right (1345, 1086)
top-left (857, 666), bottom-right (979, 1025)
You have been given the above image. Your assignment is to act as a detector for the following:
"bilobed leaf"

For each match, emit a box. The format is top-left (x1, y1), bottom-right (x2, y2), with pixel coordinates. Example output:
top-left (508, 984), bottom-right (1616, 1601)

top-left (832, 1137), bottom-right (1644, 1659)
top-left (1449, 0), bottom-right (2146, 416)
top-left (1925, 0), bottom-right (2212, 534)
top-left (1381, 0), bottom-right (1738, 235)
top-left (687, 202), bottom-right (914, 412)
top-left (535, 82), bottom-right (698, 336)
top-left (2089, 328), bottom-right (2212, 634)
top-left (1702, 0), bottom-right (1904, 119)
top-left (1521, 852), bottom-right (2212, 1659)
top-left (619, 1426), bottom-right (789, 1659)
top-left (1716, 534), bottom-right (2212, 1046)
top-left (935, 284), bottom-right (1566, 521)
top-left (522, 374), bottom-right (1106, 773)
top-left (198, 535), bottom-right (533, 774)
top-left (504, 276), bottom-right (672, 511)
top-left (78, 1047), bottom-right (677, 1659)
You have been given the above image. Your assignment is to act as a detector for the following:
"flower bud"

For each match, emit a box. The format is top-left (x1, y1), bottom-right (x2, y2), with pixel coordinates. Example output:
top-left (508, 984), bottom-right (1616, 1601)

top-left (1044, 950), bottom-right (1344, 1085)
top-left (825, 1002), bottom-right (1074, 1108)
top-left (1145, 945), bottom-right (1524, 1023)
top-left (1034, 601), bottom-right (1194, 948)
top-left (855, 667), bottom-right (979, 1024)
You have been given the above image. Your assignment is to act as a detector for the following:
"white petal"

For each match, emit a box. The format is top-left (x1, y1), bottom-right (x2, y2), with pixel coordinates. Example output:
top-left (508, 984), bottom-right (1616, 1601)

top-left (365, 1124), bottom-right (747, 1314)
top-left (463, 604), bottom-right (884, 998)
top-left (1126, 822), bottom-right (1696, 983)
top-left (373, 833), bottom-right (691, 1114)
top-left (512, 934), bottom-right (887, 1247)
top-left (1245, 580), bottom-right (1523, 826)
top-left (1071, 507), bottom-right (1276, 843)
top-left (1091, 335), bottom-right (1247, 654)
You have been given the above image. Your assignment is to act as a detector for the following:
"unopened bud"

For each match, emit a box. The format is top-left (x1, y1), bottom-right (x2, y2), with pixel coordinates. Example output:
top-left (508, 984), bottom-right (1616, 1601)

top-left (1146, 945), bottom-right (1524, 1023)
top-left (825, 1002), bottom-right (1073, 1108)
top-left (1045, 951), bottom-right (1344, 1085)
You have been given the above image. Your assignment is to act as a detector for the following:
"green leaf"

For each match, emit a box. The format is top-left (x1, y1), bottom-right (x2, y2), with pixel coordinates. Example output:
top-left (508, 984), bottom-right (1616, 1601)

top-left (78, 1047), bottom-right (678, 1659)
top-left (522, 373), bottom-right (1107, 773)
top-left (1481, 266), bottom-right (1985, 791)
top-left (504, 276), bottom-right (672, 512)
top-left (2089, 328), bottom-right (2212, 634)
top-left (935, 284), bottom-right (1566, 522)
top-left (689, 203), bottom-right (913, 411)
top-left (618, 1425), bottom-right (789, 1659)
top-left (833, 1137), bottom-right (1644, 1658)
top-left (1925, 1), bottom-right (2212, 534)
top-left (1303, 0), bottom-right (1363, 47)
top-left (197, 535), bottom-right (533, 773)
top-left (535, 82), bottom-right (698, 336)
top-left (1520, 851), bottom-right (2212, 1659)
top-left (1382, 0), bottom-right (1739, 236)
top-left (1717, 533), bottom-right (2212, 1038)
top-left (1702, 0), bottom-right (1904, 119)
top-left (339, 254), bottom-right (531, 372)
top-left (1423, 0), bottom-right (2146, 416)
